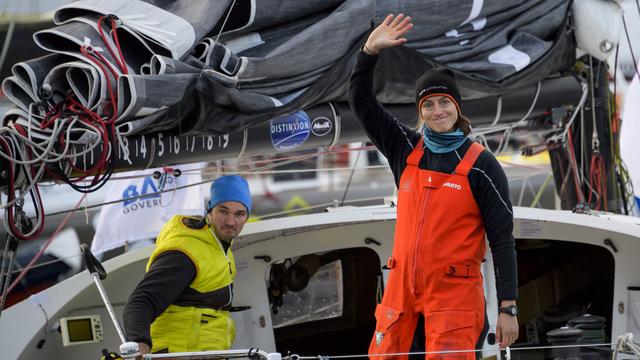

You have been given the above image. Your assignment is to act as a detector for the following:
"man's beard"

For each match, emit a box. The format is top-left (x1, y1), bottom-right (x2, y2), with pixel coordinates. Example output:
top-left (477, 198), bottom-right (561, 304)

top-left (214, 226), bottom-right (236, 243)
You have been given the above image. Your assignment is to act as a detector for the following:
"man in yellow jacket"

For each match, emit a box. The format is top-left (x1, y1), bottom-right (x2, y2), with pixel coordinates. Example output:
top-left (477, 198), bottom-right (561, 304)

top-left (123, 175), bottom-right (251, 354)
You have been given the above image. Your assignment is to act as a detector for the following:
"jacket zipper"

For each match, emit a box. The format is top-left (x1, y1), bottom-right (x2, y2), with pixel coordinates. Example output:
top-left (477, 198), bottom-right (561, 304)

top-left (209, 227), bottom-right (233, 306)
top-left (412, 186), bottom-right (431, 293)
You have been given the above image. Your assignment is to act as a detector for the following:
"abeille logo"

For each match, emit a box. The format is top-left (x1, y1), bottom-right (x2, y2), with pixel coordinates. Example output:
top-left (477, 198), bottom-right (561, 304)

top-left (442, 182), bottom-right (462, 190)
top-left (311, 117), bottom-right (332, 136)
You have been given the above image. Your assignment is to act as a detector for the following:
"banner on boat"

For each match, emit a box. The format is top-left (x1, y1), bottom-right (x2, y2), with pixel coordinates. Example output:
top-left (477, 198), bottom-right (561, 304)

top-left (91, 163), bottom-right (204, 254)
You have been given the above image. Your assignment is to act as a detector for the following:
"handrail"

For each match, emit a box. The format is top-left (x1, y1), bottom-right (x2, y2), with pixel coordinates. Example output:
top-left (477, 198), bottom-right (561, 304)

top-left (142, 348), bottom-right (281, 360)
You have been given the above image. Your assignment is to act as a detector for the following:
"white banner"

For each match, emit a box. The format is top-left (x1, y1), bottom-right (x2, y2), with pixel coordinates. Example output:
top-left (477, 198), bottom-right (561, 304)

top-left (621, 66), bottom-right (640, 215)
top-left (91, 163), bottom-right (205, 254)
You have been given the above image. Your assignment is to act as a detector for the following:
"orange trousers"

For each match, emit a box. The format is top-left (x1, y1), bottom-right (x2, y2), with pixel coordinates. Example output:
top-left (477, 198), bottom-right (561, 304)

top-left (369, 141), bottom-right (488, 360)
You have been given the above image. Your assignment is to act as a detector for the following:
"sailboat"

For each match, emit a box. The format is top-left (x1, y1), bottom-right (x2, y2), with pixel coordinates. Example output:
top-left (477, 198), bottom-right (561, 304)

top-left (2, 0), bottom-right (640, 359)
top-left (1, 202), bottom-right (640, 359)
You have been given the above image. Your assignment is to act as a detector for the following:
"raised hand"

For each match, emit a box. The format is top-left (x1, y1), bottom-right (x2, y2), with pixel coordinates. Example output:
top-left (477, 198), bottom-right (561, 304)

top-left (363, 14), bottom-right (413, 55)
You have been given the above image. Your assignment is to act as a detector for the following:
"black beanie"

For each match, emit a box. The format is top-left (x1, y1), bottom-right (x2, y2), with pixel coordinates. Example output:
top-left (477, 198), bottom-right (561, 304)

top-left (415, 67), bottom-right (462, 113)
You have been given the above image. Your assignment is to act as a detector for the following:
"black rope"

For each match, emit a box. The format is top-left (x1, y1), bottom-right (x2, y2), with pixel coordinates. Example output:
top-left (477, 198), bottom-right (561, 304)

top-left (340, 146), bottom-right (363, 206)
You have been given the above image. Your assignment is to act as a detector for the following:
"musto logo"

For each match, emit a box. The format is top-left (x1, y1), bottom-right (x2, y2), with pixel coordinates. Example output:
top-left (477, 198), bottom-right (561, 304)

top-left (270, 111), bottom-right (311, 151)
top-left (442, 182), bottom-right (462, 190)
top-left (311, 117), bottom-right (332, 136)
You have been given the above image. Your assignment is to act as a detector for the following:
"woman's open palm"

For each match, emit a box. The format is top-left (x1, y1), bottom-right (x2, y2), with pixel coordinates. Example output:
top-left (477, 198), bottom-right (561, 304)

top-left (364, 14), bottom-right (413, 55)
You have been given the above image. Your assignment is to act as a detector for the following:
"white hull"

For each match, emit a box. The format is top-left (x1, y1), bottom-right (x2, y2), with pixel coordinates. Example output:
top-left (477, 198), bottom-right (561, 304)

top-left (1, 205), bottom-right (639, 360)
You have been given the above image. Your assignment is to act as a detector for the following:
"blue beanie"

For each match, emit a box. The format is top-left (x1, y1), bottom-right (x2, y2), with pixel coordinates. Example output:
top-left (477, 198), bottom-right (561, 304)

top-left (207, 175), bottom-right (252, 213)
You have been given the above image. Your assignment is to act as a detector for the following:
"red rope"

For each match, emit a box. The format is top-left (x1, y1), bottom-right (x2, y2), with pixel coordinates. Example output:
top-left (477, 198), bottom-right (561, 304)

top-left (97, 16), bottom-right (128, 75)
top-left (566, 128), bottom-right (586, 204)
top-left (588, 154), bottom-right (608, 211)
top-left (7, 194), bottom-right (87, 294)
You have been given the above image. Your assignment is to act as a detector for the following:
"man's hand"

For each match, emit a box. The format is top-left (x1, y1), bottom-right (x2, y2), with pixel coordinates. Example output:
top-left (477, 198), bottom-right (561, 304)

top-left (363, 14), bottom-right (413, 55)
top-left (496, 312), bottom-right (519, 349)
top-left (135, 342), bottom-right (150, 359)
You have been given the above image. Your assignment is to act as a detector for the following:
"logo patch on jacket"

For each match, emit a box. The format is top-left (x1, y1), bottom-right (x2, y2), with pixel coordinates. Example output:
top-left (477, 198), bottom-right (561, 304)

top-left (375, 331), bottom-right (385, 346)
top-left (442, 182), bottom-right (462, 190)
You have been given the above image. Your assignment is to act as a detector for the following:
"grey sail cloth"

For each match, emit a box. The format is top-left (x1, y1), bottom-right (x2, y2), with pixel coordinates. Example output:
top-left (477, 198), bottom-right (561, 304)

top-left (1, 54), bottom-right (71, 111)
top-left (2, 0), bottom-right (572, 136)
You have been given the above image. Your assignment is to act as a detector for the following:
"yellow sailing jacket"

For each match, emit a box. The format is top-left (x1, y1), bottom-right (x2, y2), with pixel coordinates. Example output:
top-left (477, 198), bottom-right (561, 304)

top-left (147, 215), bottom-right (236, 352)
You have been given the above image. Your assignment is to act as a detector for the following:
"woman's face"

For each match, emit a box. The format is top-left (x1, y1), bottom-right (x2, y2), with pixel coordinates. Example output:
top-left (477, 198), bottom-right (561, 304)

top-left (419, 95), bottom-right (458, 133)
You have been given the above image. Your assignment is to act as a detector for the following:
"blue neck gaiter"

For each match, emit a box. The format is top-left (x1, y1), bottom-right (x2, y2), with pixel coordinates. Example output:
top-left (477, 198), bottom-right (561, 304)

top-left (422, 126), bottom-right (467, 154)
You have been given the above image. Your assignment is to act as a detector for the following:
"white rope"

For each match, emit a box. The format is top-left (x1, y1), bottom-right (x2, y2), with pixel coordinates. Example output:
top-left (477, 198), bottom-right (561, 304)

top-left (288, 342), bottom-right (620, 360)
top-left (614, 333), bottom-right (640, 360)
top-left (547, 81), bottom-right (590, 144)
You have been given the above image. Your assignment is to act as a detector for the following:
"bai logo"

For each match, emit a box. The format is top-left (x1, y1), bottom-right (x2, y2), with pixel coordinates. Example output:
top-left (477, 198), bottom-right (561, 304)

top-left (121, 176), bottom-right (172, 213)
top-left (442, 182), bottom-right (462, 190)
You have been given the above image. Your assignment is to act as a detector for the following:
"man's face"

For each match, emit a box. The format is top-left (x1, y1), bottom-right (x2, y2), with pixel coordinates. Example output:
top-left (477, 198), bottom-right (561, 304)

top-left (207, 201), bottom-right (248, 242)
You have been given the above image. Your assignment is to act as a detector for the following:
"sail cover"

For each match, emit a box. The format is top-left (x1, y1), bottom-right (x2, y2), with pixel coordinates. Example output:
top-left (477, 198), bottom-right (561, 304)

top-left (2, 0), bottom-right (573, 136)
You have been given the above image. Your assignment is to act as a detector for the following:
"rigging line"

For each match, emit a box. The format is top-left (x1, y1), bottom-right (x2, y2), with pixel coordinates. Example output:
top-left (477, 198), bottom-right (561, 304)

top-left (579, 107), bottom-right (586, 186)
top-left (198, 0), bottom-right (239, 79)
top-left (589, 57), bottom-right (599, 140)
top-left (32, 136), bottom-right (547, 217)
top-left (217, 165), bottom-right (391, 176)
top-left (37, 163), bottom-right (391, 184)
top-left (214, 0), bottom-right (238, 45)
top-left (5, 254), bottom-right (78, 276)
top-left (530, 172), bottom-right (553, 208)
top-left (288, 342), bottom-right (619, 360)
top-left (622, 14), bottom-right (640, 80)
top-left (258, 195), bottom-right (393, 220)
top-left (512, 81), bottom-right (541, 128)
top-left (340, 143), bottom-right (364, 206)
top-left (57, 143), bottom-right (378, 182)
top-left (0, 19), bottom-right (15, 75)
top-left (552, 81), bottom-right (589, 143)
top-left (6, 194), bottom-right (87, 294)
top-left (43, 177), bottom-right (217, 217)
top-left (0, 236), bottom-right (17, 317)
top-left (490, 96), bottom-right (503, 126)
top-left (41, 162), bottom-right (390, 218)
top-left (7, 194), bottom-right (396, 282)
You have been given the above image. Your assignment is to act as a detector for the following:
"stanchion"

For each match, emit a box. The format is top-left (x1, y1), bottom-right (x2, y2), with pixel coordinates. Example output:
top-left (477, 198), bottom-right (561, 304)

top-left (80, 244), bottom-right (139, 358)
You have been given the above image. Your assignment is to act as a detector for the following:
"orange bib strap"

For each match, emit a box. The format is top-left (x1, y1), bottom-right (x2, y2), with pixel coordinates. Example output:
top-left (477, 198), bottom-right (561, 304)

top-left (454, 142), bottom-right (485, 176)
top-left (406, 138), bottom-right (424, 166)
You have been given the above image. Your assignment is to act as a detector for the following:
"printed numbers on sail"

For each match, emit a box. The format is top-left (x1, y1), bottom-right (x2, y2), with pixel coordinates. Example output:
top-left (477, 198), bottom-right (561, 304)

top-left (140, 136), bottom-right (147, 159)
top-left (157, 133), bottom-right (165, 157)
